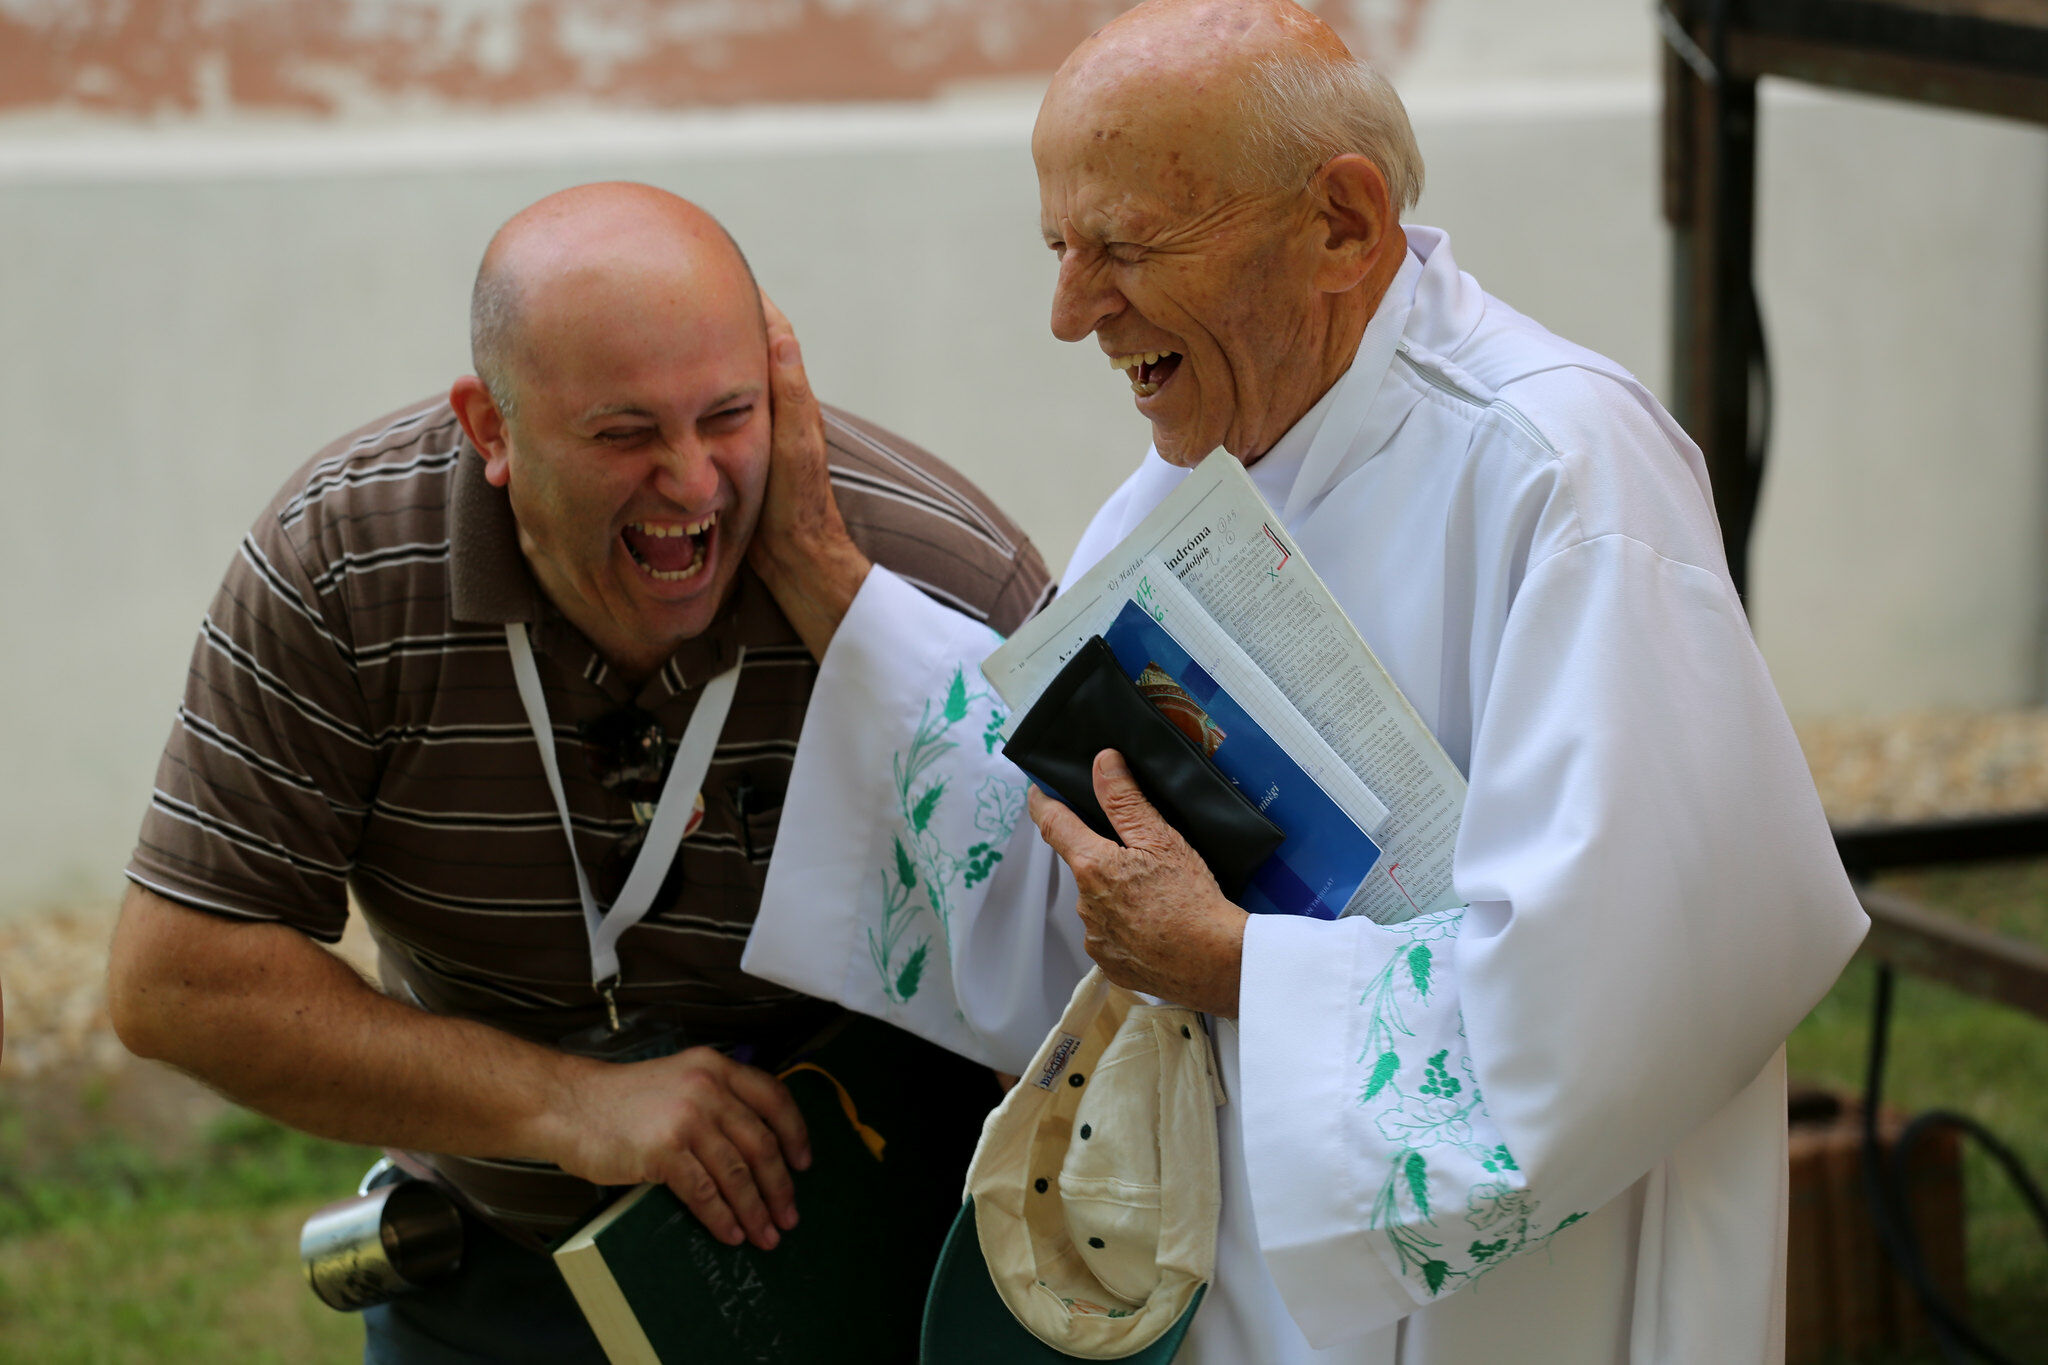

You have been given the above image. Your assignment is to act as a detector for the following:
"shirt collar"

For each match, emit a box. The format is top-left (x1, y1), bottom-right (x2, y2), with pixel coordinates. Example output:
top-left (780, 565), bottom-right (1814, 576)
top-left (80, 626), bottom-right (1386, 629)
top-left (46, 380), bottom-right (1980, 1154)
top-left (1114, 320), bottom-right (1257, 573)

top-left (652, 566), bottom-right (799, 696)
top-left (448, 444), bottom-right (545, 625)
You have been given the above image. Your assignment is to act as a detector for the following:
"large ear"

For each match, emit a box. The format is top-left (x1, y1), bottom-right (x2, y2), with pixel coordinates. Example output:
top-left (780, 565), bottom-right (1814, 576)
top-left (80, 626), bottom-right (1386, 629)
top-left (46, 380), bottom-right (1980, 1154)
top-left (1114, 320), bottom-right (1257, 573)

top-left (450, 375), bottom-right (514, 488)
top-left (1307, 152), bottom-right (1397, 295)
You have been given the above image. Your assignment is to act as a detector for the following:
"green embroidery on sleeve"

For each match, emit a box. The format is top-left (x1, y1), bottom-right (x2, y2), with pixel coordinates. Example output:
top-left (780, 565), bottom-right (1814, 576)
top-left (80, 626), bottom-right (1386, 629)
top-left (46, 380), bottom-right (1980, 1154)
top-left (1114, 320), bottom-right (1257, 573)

top-left (1418, 1049), bottom-right (1460, 1100)
top-left (962, 842), bottom-right (1002, 888)
top-left (1354, 910), bottom-right (1459, 1069)
top-left (961, 775), bottom-right (1023, 890)
top-left (894, 941), bottom-right (928, 1000)
top-left (1378, 1087), bottom-right (1477, 1150)
top-left (1356, 946), bottom-right (1422, 1064)
top-left (869, 847), bottom-right (924, 1006)
top-left (1407, 944), bottom-right (1433, 997)
top-left (1403, 1151), bottom-right (1432, 1218)
top-left (1380, 1221), bottom-right (1445, 1283)
top-left (867, 667), bottom-right (1017, 1003)
top-left (910, 779), bottom-right (947, 832)
top-left (1362, 1050), bottom-right (1401, 1102)
top-left (1466, 1181), bottom-right (1533, 1235)
top-left (1351, 908), bottom-right (1590, 1298)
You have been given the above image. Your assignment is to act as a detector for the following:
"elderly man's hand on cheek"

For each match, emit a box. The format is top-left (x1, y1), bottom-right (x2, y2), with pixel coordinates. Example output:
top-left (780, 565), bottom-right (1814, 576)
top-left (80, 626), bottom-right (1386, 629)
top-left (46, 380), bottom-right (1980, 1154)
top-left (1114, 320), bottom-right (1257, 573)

top-left (746, 296), bottom-right (873, 661)
top-left (1028, 749), bottom-right (1250, 1016)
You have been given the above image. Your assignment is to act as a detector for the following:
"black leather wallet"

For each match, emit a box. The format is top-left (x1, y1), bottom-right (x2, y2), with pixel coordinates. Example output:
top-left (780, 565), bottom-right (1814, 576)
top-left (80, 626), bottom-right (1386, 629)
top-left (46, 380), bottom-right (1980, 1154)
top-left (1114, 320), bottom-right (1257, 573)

top-left (1002, 635), bottom-right (1284, 899)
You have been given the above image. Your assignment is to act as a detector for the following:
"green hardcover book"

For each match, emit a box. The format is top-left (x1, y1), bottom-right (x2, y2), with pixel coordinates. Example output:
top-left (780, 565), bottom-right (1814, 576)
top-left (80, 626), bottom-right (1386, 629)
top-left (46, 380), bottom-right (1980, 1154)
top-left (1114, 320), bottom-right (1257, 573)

top-left (554, 1066), bottom-right (927, 1364)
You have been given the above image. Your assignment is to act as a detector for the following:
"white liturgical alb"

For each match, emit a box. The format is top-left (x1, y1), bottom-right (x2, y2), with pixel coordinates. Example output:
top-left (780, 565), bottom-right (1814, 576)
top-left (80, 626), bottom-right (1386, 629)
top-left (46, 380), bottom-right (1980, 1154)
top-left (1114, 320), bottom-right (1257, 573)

top-left (742, 227), bottom-right (1867, 1364)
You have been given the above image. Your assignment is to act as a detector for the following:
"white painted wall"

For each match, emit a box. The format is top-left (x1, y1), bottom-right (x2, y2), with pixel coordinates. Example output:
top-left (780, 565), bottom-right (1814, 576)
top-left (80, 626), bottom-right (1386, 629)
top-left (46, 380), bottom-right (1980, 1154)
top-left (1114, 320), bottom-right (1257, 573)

top-left (2, 56), bottom-right (2045, 917)
top-left (1746, 87), bottom-right (2048, 718)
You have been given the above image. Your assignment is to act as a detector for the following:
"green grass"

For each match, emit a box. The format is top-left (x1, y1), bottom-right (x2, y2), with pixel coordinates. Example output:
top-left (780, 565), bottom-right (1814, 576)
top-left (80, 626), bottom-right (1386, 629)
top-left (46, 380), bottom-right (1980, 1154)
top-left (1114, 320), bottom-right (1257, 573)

top-left (0, 1204), bottom-right (365, 1363)
top-left (0, 1106), bottom-right (374, 1238)
top-left (1788, 862), bottom-right (2048, 1362)
top-left (0, 1105), bottom-right (375, 1362)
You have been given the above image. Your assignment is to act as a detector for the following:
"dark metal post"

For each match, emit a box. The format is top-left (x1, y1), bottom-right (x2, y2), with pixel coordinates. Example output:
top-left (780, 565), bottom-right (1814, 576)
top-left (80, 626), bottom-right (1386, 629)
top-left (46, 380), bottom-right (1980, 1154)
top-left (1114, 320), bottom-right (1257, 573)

top-left (1663, 6), bottom-right (1762, 602)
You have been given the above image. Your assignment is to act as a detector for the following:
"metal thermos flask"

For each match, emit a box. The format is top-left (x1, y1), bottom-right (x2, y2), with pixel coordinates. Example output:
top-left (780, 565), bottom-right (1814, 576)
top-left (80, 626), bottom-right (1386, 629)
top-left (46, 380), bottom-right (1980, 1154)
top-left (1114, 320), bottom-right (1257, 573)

top-left (300, 1163), bottom-right (465, 1311)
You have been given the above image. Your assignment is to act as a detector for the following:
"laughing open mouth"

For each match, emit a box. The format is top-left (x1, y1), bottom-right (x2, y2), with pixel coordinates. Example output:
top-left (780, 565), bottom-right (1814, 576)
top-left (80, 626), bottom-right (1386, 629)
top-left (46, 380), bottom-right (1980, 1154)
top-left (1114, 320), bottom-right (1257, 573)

top-left (621, 514), bottom-right (715, 583)
top-left (1112, 349), bottom-right (1183, 397)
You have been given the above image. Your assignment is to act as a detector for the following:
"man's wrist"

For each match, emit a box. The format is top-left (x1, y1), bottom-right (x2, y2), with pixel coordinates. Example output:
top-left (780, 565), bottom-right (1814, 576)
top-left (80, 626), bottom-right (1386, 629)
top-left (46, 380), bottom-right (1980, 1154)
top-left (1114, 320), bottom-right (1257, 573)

top-left (1205, 902), bottom-right (1249, 1019)
top-left (516, 1047), bottom-right (602, 1169)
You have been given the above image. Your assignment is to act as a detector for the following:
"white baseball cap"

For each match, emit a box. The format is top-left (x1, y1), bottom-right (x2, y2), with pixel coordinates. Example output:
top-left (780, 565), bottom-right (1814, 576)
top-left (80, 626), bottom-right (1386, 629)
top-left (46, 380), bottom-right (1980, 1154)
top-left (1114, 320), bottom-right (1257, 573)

top-left (921, 967), bottom-right (1225, 1362)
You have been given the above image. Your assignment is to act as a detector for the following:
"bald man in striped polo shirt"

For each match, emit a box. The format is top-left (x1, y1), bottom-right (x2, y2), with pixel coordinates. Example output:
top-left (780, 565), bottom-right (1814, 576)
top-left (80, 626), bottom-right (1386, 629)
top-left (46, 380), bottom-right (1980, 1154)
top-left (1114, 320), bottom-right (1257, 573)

top-left (107, 182), bottom-right (1051, 1361)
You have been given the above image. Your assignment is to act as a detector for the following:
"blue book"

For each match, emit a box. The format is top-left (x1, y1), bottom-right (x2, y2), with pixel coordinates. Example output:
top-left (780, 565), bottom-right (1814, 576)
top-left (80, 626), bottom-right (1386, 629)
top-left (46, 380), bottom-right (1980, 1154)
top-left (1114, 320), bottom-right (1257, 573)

top-left (1101, 599), bottom-right (1380, 920)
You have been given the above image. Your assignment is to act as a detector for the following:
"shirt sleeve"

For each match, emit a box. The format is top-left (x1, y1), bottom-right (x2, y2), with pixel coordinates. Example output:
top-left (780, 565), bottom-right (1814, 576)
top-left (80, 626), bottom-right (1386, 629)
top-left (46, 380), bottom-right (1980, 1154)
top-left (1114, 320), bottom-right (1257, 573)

top-left (1235, 534), bottom-right (1868, 1344)
top-left (126, 503), bottom-right (375, 943)
top-left (742, 566), bottom-right (1090, 1071)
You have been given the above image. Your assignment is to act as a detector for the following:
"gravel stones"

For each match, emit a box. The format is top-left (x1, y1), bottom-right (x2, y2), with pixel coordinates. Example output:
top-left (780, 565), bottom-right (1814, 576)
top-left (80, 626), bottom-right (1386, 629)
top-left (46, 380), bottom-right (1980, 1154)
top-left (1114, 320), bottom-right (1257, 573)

top-left (0, 904), bottom-right (377, 1081)
top-left (0, 909), bottom-right (123, 1081)
top-left (1795, 709), bottom-right (2048, 828)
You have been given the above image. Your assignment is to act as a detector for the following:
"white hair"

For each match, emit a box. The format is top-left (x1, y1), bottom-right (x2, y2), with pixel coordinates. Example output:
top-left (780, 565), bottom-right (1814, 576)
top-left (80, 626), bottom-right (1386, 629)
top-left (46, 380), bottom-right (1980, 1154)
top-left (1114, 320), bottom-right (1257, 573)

top-left (1236, 52), bottom-right (1424, 213)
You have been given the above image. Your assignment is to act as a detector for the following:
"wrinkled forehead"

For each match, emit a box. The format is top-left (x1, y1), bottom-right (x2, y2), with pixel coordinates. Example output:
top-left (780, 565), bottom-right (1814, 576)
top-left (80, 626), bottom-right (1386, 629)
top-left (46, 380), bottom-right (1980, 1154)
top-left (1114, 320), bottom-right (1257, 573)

top-left (1032, 71), bottom-right (1248, 235)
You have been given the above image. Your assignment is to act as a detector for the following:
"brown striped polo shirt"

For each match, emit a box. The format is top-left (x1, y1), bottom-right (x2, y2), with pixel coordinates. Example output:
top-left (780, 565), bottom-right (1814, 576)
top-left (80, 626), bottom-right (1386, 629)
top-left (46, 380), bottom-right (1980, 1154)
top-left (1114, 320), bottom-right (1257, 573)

top-left (128, 395), bottom-right (1051, 1243)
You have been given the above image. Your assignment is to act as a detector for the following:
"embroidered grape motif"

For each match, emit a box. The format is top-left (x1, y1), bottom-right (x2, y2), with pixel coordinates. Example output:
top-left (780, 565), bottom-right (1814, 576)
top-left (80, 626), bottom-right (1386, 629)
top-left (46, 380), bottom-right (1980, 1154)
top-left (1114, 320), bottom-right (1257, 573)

top-left (1418, 1049), bottom-right (1461, 1100)
top-left (963, 841), bottom-right (1004, 888)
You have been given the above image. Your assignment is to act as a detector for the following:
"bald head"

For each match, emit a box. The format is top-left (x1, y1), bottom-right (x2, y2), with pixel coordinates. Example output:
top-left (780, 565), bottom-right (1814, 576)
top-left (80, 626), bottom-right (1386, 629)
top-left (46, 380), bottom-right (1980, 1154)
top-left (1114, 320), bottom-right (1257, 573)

top-left (1062, 0), bottom-right (1345, 87)
top-left (1041, 0), bottom-right (1420, 209)
top-left (470, 183), bottom-right (761, 418)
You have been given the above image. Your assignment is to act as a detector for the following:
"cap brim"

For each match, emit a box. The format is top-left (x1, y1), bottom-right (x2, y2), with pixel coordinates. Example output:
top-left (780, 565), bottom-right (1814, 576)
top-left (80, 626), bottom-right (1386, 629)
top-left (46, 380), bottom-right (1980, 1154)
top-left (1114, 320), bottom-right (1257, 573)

top-left (920, 1198), bottom-right (1203, 1364)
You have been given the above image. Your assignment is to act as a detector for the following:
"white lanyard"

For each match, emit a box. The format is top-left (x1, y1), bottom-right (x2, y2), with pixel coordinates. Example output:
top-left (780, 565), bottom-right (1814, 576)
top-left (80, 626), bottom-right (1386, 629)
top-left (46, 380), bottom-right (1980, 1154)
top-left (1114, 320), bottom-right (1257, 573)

top-left (504, 623), bottom-right (743, 1023)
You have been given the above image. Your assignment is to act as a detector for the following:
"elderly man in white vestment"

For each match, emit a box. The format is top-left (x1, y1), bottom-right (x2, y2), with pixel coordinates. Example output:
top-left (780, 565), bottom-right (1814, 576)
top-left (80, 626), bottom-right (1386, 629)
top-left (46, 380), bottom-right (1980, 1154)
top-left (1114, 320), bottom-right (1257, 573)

top-left (739, 1), bottom-right (1869, 1360)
